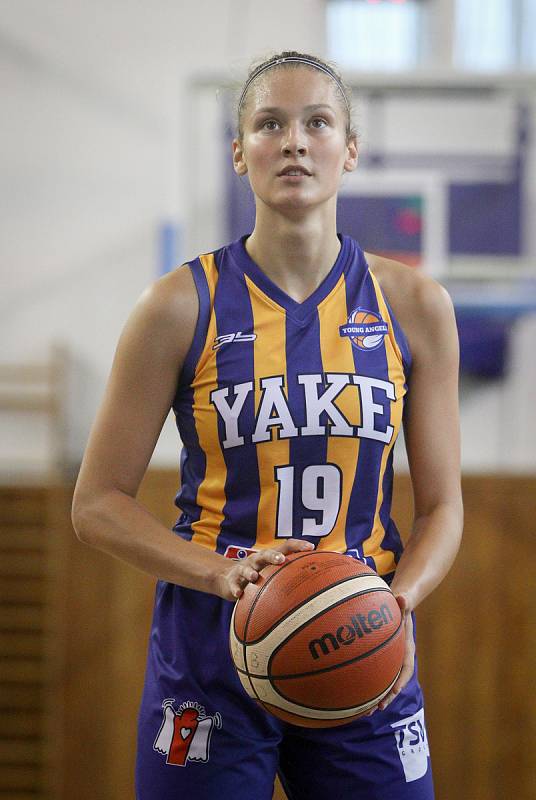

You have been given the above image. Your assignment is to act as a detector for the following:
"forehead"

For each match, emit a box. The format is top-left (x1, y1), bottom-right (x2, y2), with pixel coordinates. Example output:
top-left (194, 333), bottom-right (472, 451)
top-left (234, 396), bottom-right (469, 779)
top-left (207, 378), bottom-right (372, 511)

top-left (245, 66), bottom-right (341, 114)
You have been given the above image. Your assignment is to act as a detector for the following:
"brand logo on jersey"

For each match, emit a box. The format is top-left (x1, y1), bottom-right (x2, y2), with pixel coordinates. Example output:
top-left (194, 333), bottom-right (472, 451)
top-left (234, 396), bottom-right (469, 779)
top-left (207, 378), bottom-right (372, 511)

top-left (308, 604), bottom-right (394, 660)
top-left (339, 308), bottom-right (389, 351)
top-left (153, 699), bottom-right (222, 767)
top-left (213, 331), bottom-right (257, 350)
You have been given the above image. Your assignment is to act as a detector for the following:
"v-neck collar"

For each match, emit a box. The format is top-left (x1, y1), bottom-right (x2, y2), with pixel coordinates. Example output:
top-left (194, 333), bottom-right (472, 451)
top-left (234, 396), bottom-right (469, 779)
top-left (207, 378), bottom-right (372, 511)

top-left (227, 233), bottom-right (354, 324)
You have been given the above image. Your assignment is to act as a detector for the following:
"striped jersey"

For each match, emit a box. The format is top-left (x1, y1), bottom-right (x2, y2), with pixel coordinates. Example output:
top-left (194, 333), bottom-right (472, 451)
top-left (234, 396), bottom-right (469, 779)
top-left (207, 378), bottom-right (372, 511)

top-left (171, 234), bottom-right (412, 576)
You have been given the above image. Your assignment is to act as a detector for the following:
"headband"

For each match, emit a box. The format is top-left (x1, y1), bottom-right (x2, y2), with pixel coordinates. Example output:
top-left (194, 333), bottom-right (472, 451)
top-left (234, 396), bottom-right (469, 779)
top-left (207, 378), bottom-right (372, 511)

top-left (238, 56), bottom-right (351, 116)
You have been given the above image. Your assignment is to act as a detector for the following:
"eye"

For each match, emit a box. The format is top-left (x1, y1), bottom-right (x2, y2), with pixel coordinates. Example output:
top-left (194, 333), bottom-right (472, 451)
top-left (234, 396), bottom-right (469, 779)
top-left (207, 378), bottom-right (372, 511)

top-left (261, 119), bottom-right (280, 131)
top-left (310, 117), bottom-right (328, 129)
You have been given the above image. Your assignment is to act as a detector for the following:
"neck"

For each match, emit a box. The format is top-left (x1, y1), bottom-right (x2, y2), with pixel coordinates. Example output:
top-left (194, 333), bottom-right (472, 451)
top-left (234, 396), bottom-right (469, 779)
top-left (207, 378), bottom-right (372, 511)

top-left (245, 204), bottom-right (341, 303)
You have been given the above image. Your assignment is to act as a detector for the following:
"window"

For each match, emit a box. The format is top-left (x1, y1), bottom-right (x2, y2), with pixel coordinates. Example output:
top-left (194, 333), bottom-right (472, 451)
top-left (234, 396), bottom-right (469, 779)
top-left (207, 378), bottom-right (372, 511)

top-left (455, 0), bottom-right (536, 71)
top-left (521, 0), bottom-right (536, 68)
top-left (326, 0), bottom-right (423, 71)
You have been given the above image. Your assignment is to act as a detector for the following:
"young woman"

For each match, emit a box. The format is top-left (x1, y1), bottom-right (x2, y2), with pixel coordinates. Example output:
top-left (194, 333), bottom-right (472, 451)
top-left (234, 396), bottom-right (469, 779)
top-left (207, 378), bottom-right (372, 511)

top-left (72, 51), bottom-right (463, 800)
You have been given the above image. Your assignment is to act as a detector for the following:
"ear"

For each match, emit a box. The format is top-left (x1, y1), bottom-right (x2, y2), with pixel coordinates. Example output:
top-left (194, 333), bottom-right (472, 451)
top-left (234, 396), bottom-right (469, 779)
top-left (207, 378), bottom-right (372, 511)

top-left (343, 134), bottom-right (358, 174)
top-left (232, 138), bottom-right (248, 176)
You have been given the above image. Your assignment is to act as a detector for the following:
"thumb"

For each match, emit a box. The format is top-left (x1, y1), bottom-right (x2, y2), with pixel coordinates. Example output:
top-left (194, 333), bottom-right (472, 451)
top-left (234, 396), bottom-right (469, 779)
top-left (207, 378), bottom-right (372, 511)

top-left (394, 593), bottom-right (410, 614)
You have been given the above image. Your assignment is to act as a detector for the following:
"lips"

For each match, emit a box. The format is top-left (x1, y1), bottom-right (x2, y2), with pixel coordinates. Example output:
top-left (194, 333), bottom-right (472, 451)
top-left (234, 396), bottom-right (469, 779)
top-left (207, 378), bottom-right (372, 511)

top-left (277, 166), bottom-right (312, 176)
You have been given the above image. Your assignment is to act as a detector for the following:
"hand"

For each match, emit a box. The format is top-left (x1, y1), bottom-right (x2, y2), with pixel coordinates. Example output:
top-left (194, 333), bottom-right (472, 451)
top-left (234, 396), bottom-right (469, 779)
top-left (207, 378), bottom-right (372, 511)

top-left (365, 594), bottom-right (415, 715)
top-left (215, 539), bottom-right (315, 601)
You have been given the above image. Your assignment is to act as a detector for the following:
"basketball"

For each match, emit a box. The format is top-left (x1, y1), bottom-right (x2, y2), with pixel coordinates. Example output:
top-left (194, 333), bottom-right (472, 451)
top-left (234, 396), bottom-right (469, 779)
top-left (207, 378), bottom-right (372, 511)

top-left (229, 551), bottom-right (405, 727)
top-left (351, 309), bottom-right (385, 350)
top-left (353, 309), bottom-right (382, 349)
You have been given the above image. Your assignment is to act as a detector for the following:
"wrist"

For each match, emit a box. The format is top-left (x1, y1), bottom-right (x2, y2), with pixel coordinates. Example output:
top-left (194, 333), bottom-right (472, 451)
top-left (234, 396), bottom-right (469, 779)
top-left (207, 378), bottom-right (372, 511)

top-left (177, 541), bottom-right (230, 598)
top-left (389, 584), bottom-right (417, 613)
top-left (203, 555), bottom-right (230, 599)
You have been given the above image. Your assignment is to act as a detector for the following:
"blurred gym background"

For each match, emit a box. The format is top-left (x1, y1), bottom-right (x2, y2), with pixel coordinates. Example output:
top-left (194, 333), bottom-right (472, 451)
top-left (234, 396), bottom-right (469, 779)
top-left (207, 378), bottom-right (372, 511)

top-left (1, 1), bottom-right (535, 798)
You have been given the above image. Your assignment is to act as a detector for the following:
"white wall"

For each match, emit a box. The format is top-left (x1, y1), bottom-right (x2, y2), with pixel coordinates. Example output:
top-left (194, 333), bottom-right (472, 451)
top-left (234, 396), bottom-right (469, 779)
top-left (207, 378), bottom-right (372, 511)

top-left (0, 0), bottom-right (534, 480)
top-left (0, 0), bottom-right (324, 476)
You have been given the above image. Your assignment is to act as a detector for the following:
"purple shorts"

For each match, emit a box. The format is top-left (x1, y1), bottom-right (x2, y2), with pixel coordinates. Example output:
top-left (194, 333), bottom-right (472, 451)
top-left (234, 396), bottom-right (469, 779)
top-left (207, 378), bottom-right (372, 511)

top-left (135, 582), bottom-right (434, 800)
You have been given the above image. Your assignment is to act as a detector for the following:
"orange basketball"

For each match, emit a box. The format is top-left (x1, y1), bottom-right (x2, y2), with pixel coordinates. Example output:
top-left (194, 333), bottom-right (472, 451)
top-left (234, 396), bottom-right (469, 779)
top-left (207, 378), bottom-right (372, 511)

top-left (229, 551), bottom-right (404, 727)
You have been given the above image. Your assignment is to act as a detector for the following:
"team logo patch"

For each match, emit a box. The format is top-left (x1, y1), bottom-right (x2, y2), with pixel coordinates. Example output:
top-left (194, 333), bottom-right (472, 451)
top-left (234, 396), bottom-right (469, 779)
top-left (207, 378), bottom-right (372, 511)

top-left (391, 708), bottom-right (430, 783)
top-left (339, 308), bottom-right (389, 351)
top-left (223, 544), bottom-right (257, 560)
top-left (153, 699), bottom-right (222, 767)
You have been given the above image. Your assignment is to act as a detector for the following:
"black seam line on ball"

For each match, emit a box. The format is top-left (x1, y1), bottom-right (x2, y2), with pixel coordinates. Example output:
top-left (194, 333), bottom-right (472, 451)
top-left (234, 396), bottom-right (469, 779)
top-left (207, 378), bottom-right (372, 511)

top-left (235, 559), bottom-right (310, 705)
top-left (239, 554), bottom-right (314, 705)
top-left (244, 550), bottom-right (355, 629)
top-left (234, 669), bottom-right (401, 716)
top-left (241, 552), bottom-right (338, 707)
top-left (242, 573), bottom-right (382, 646)
top-left (242, 551), bottom-right (316, 645)
top-left (240, 566), bottom-right (382, 646)
top-left (268, 586), bottom-right (393, 670)
top-left (274, 671), bottom-right (402, 714)
top-left (271, 615), bottom-right (403, 682)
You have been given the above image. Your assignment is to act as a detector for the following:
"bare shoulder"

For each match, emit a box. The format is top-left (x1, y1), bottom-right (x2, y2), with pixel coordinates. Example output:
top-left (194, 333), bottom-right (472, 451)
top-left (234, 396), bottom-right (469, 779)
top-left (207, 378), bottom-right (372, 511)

top-left (72, 263), bottom-right (200, 503)
top-left (364, 252), bottom-right (456, 359)
top-left (114, 262), bottom-right (200, 385)
top-left (137, 262), bottom-right (198, 329)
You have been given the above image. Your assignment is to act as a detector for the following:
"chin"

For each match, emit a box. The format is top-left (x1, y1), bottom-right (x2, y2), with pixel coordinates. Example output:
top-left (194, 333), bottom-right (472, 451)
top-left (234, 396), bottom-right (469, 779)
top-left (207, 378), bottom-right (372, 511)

top-left (265, 188), bottom-right (331, 210)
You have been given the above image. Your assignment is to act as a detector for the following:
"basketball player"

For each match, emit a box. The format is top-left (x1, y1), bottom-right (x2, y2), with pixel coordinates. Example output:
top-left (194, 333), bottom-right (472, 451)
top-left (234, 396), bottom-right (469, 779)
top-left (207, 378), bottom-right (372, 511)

top-left (72, 51), bottom-right (463, 799)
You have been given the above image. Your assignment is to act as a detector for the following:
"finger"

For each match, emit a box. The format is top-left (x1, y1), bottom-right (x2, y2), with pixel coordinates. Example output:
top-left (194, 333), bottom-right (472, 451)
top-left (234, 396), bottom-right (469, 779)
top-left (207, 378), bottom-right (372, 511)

top-left (378, 653), bottom-right (414, 710)
top-left (379, 676), bottom-right (406, 710)
top-left (378, 628), bottom-right (415, 710)
top-left (395, 593), bottom-right (409, 613)
top-left (274, 539), bottom-right (315, 555)
top-left (379, 679), bottom-right (403, 710)
top-left (230, 581), bottom-right (244, 600)
top-left (378, 690), bottom-right (397, 711)
top-left (248, 541), bottom-right (312, 571)
top-left (229, 565), bottom-right (260, 599)
top-left (242, 566), bottom-right (259, 583)
top-left (248, 549), bottom-right (287, 571)
top-left (231, 542), bottom-right (315, 598)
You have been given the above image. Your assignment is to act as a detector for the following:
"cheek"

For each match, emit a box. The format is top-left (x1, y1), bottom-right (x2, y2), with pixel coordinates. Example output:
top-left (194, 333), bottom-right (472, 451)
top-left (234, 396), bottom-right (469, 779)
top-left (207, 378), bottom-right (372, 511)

top-left (321, 147), bottom-right (346, 178)
top-left (254, 149), bottom-right (274, 171)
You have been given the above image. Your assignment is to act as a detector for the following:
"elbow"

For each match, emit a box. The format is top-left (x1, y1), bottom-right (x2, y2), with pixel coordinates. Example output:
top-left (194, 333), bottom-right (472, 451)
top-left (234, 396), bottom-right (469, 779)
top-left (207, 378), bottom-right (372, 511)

top-left (457, 504), bottom-right (464, 550)
top-left (448, 494), bottom-right (464, 544)
top-left (445, 496), bottom-right (464, 556)
top-left (71, 497), bottom-right (90, 543)
top-left (71, 490), bottom-right (101, 546)
top-left (453, 494), bottom-right (464, 539)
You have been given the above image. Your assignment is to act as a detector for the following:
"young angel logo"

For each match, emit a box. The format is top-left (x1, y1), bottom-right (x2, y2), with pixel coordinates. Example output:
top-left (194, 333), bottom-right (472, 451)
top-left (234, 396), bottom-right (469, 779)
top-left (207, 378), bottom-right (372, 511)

top-left (339, 308), bottom-right (389, 352)
top-left (153, 699), bottom-right (222, 767)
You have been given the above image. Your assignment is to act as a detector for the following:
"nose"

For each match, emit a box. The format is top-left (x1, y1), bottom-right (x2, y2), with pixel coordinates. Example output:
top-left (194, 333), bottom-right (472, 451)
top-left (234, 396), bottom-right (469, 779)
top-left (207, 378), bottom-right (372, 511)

top-left (281, 123), bottom-right (307, 157)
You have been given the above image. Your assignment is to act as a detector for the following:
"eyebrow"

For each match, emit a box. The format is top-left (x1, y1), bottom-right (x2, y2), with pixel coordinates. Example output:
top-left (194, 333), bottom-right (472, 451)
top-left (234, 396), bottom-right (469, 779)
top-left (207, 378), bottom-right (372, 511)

top-left (253, 104), bottom-right (336, 116)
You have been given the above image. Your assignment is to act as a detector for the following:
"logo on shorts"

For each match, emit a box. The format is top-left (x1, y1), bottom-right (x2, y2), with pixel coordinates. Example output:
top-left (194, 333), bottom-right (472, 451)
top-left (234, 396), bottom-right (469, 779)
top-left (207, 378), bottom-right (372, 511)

top-left (153, 699), bottom-right (222, 767)
top-left (339, 308), bottom-right (389, 351)
top-left (391, 708), bottom-right (430, 782)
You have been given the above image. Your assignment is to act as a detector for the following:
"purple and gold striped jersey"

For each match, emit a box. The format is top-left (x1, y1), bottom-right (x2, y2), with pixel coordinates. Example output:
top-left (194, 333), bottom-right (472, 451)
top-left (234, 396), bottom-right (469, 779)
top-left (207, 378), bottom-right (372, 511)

top-left (172, 234), bottom-right (412, 576)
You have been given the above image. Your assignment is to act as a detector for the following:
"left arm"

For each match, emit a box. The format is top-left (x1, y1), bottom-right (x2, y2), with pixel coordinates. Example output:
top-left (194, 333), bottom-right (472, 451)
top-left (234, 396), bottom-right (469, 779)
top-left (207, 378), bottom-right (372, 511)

top-left (379, 278), bottom-right (464, 709)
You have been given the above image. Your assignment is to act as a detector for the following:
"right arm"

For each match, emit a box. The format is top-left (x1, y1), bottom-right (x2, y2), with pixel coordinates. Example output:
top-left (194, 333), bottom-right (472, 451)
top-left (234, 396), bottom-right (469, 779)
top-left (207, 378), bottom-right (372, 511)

top-left (71, 265), bottom-right (311, 601)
